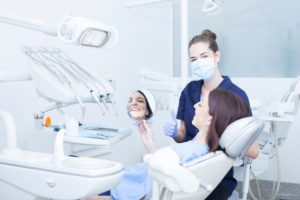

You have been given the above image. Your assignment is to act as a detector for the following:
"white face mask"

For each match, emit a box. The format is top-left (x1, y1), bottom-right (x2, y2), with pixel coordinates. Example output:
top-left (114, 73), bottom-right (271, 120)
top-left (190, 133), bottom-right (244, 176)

top-left (190, 57), bottom-right (216, 80)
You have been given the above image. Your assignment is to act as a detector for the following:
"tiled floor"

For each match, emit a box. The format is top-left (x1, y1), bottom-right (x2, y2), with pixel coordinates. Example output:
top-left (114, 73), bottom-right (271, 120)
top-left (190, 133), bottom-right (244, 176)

top-left (235, 180), bottom-right (300, 200)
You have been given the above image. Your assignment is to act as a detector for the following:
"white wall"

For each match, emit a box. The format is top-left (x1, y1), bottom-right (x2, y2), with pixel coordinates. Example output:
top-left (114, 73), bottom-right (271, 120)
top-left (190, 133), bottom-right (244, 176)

top-left (232, 77), bottom-right (300, 184)
top-left (173, 0), bottom-right (300, 77)
top-left (0, 1), bottom-right (173, 151)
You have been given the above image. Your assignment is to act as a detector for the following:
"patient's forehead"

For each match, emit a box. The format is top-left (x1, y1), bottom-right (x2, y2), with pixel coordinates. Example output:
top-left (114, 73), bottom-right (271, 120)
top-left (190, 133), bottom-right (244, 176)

top-left (131, 91), bottom-right (145, 99)
top-left (128, 91), bottom-right (146, 103)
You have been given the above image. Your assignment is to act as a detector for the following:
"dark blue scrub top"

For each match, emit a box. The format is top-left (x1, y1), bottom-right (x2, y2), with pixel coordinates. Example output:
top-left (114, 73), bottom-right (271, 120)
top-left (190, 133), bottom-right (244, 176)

top-left (176, 76), bottom-right (252, 194)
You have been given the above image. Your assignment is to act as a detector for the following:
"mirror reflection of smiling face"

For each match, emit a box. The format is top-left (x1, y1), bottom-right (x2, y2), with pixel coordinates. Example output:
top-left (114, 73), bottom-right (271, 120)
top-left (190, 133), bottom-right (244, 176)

top-left (127, 91), bottom-right (149, 121)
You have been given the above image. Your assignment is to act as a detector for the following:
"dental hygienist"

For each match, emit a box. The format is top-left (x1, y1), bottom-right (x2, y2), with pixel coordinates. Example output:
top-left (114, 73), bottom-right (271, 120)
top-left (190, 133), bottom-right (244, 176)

top-left (163, 29), bottom-right (259, 200)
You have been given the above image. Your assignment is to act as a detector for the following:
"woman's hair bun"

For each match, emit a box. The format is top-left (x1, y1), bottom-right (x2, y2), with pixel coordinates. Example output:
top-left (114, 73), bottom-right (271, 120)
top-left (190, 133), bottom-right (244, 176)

top-left (201, 29), bottom-right (217, 40)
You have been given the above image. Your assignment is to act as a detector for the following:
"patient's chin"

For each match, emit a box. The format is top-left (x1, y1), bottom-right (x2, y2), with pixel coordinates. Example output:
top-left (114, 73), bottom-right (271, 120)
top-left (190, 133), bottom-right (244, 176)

top-left (129, 111), bottom-right (146, 121)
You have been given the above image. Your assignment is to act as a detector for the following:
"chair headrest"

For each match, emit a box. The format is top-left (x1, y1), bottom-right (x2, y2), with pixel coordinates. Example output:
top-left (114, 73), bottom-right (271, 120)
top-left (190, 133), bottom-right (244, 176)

top-left (219, 116), bottom-right (264, 159)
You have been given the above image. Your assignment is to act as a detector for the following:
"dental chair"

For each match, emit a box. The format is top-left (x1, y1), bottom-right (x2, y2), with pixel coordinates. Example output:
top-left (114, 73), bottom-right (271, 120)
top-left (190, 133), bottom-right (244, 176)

top-left (0, 111), bottom-right (123, 200)
top-left (145, 116), bottom-right (264, 200)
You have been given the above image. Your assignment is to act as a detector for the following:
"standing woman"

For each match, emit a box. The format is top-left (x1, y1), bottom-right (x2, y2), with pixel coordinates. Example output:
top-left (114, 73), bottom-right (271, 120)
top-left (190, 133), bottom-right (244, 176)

top-left (164, 29), bottom-right (259, 199)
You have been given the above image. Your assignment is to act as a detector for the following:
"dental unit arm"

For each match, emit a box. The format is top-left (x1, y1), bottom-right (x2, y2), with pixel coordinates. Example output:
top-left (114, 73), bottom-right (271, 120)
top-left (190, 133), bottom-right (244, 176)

top-left (0, 46), bottom-right (117, 125)
top-left (22, 46), bottom-right (118, 120)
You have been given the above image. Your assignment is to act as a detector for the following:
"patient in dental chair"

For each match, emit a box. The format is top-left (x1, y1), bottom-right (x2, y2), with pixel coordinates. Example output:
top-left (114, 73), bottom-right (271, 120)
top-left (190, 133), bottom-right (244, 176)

top-left (88, 88), bottom-right (250, 200)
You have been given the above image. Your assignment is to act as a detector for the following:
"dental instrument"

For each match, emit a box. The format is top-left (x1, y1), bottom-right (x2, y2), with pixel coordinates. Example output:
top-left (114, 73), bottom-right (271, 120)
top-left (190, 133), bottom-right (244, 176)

top-left (53, 49), bottom-right (105, 115)
top-left (25, 46), bottom-right (87, 118)
top-left (46, 46), bottom-right (117, 114)
top-left (50, 47), bottom-right (113, 114)
top-left (0, 110), bottom-right (124, 200)
top-left (78, 124), bottom-right (129, 140)
top-left (22, 46), bottom-right (117, 119)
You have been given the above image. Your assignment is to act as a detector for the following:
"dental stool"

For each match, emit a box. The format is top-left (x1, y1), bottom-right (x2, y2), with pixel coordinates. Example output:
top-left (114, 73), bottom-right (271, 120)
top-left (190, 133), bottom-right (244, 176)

top-left (0, 111), bottom-right (124, 200)
top-left (145, 116), bottom-right (264, 200)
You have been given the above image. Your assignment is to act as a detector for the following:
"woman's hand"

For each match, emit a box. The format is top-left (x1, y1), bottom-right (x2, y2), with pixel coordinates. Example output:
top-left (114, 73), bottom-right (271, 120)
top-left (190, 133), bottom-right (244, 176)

top-left (138, 120), bottom-right (157, 153)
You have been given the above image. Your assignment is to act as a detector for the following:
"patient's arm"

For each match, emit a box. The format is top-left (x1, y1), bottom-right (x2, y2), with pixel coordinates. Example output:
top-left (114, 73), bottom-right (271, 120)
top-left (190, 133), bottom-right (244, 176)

top-left (245, 140), bottom-right (260, 159)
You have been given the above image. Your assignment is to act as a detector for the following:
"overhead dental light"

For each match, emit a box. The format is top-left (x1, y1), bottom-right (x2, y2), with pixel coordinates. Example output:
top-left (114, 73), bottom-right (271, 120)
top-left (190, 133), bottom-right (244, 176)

top-left (57, 16), bottom-right (118, 48)
top-left (0, 13), bottom-right (118, 49)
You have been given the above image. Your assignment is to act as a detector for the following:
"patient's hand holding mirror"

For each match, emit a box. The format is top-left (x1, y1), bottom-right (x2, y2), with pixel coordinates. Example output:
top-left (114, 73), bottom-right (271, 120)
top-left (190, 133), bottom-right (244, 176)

top-left (127, 90), bottom-right (156, 123)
